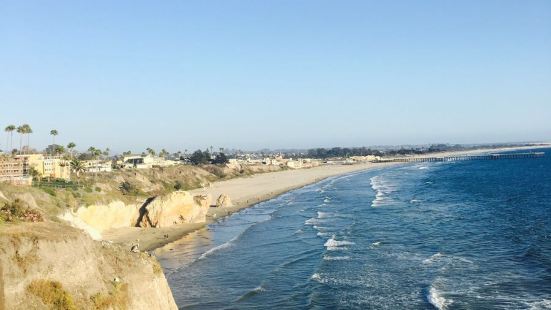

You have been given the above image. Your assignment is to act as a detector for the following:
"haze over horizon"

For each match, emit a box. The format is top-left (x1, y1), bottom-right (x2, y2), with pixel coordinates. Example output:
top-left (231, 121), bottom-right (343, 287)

top-left (1, 1), bottom-right (550, 152)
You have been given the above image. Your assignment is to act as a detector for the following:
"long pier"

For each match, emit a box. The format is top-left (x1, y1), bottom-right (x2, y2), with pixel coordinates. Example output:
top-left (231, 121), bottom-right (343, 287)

top-left (377, 152), bottom-right (545, 163)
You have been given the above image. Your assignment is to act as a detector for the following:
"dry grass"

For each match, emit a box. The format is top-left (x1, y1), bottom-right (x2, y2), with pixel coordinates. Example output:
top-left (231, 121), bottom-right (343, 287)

top-left (152, 260), bottom-right (163, 275)
top-left (90, 282), bottom-right (129, 310)
top-left (1, 164), bottom-right (284, 223)
top-left (27, 279), bottom-right (76, 310)
top-left (11, 236), bottom-right (39, 274)
top-left (0, 199), bottom-right (43, 223)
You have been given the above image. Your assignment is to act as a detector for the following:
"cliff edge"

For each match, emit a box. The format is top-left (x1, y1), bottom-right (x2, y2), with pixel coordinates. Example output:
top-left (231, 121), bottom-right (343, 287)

top-left (0, 222), bottom-right (177, 310)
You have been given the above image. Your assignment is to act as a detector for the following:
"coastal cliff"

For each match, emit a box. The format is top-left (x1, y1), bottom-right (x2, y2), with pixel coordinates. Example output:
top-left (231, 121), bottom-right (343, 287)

top-left (0, 222), bottom-right (177, 310)
top-left (61, 190), bottom-right (211, 239)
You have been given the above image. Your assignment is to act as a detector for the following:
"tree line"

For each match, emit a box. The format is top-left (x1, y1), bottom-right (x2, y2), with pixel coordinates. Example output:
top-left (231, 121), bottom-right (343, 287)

top-left (306, 144), bottom-right (475, 159)
top-left (189, 149), bottom-right (228, 165)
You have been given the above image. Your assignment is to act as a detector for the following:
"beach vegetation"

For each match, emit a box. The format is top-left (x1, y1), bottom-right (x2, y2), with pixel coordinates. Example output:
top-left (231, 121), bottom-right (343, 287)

top-left (27, 279), bottom-right (76, 310)
top-left (204, 165), bottom-right (226, 179)
top-left (90, 281), bottom-right (129, 310)
top-left (0, 199), bottom-right (43, 223)
top-left (119, 181), bottom-right (142, 196)
top-left (42, 187), bottom-right (57, 196)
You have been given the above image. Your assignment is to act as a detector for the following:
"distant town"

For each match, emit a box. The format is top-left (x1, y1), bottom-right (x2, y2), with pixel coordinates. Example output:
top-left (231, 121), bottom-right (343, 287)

top-left (0, 124), bottom-right (542, 187)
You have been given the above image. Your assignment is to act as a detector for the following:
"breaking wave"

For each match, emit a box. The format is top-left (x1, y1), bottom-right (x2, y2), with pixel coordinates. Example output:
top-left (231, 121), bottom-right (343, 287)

top-left (198, 235), bottom-right (239, 260)
top-left (370, 175), bottom-right (397, 207)
top-left (427, 286), bottom-right (452, 310)
top-left (324, 235), bottom-right (355, 251)
top-left (323, 255), bottom-right (350, 261)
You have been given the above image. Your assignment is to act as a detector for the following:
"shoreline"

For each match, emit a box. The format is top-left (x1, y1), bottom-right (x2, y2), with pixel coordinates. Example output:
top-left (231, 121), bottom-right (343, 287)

top-left (103, 144), bottom-right (550, 252)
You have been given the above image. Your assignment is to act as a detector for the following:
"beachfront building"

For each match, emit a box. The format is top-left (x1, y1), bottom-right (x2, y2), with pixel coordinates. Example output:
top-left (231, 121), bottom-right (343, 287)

top-left (286, 159), bottom-right (304, 169)
top-left (15, 154), bottom-right (71, 181)
top-left (0, 156), bottom-right (32, 185)
top-left (82, 160), bottom-right (113, 173)
top-left (350, 155), bottom-right (381, 162)
top-left (122, 155), bottom-right (179, 169)
top-left (262, 158), bottom-right (282, 166)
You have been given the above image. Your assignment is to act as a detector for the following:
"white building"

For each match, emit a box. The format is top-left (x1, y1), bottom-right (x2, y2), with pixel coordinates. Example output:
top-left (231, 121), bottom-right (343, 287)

top-left (286, 160), bottom-right (303, 169)
top-left (122, 155), bottom-right (179, 169)
top-left (83, 160), bottom-right (112, 173)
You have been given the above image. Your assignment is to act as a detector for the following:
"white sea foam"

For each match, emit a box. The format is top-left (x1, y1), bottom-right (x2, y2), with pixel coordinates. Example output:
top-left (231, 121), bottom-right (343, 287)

top-left (323, 197), bottom-right (331, 203)
top-left (198, 236), bottom-right (238, 260)
top-left (418, 166), bottom-right (429, 170)
top-left (324, 235), bottom-right (354, 251)
top-left (423, 252), bottom-right (474, 265)
top-left (317, 231), bottom-right (329, 237)
top-left (252, 286), bottom-right (265, 293)
top-left (423, 252), bottom-right (444, 264)
top-left (311, 273), bottom-right (324, 283)
top-left (427, 286), bottom-right (452, 310)
top-left (323, 255), bottom-right (350, 261)
top-left (371, 241), bottom-right (381, 247)
top-left (527, 299), bottom-right (551, 310)
top-left (305, 218), bottom-right (320, 225)
top-left (370, 175), bottom-right (397, 207)
top-left (317, 211), bottom-right (330, 219)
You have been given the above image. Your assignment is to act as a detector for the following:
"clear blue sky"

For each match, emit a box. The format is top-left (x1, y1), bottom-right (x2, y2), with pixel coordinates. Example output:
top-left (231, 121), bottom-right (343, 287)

top-left (1, 0), bottom-right (550, 153)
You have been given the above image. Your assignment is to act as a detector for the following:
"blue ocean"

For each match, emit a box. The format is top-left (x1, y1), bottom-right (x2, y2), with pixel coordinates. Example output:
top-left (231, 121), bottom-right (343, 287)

top-left (159, 149), bottom-right (551, 309)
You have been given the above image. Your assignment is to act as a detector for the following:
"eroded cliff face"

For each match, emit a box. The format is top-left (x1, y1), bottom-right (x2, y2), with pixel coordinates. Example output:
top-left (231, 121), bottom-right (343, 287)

top-left (60, 191), bottom-right (211, 239)
top-left (138, 191), bottom-right (211, 228)
top-left (0, 222), bottom-right (177, 310)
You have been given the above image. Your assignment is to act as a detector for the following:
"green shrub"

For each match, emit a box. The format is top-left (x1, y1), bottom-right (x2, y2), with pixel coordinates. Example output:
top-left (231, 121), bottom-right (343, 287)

top-left (119, 181), bottom-right (142, 196)
top-left (0, 199), bottom-right (43, 222)
top-left (42, 187), bottom-right (57, 196)
top-left (94, 186), bottom-right (102, 192)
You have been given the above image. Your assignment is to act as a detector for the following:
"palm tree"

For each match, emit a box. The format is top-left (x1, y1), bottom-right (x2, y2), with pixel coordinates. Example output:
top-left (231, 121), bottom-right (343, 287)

top-left (103, 148), bottom-right (110, 158)
top-left (54, 145), bottom-right (65, 155)
top-left (19, 124), bottom-right (32, 154)
top-left (67, 142), bottom-right (76, 158)
top-left (70, 159), bottom-right (85, 178)
top-left (88, 146), bottom-right (102, 159)
top-left (50, 129), bottom-right (58, 148)
top-left (146, 148), bottom-right (155, 156)
top-left (16, 125), bottom-right (24, 154)
top-left (4, 125), bottom-right (16, 153)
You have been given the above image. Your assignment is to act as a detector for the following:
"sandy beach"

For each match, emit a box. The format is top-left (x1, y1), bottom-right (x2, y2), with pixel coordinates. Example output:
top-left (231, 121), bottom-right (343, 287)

top-left (104, 144), bottom-right (549, 252)
top-left (104, 161), bottom-right (398, 251)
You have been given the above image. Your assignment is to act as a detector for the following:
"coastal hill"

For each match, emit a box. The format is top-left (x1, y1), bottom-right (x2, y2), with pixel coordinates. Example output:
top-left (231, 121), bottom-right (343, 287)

top-left (0, 163), bottom-right (281, 309)
top-left (0, 222), bottom-right (176, 309)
